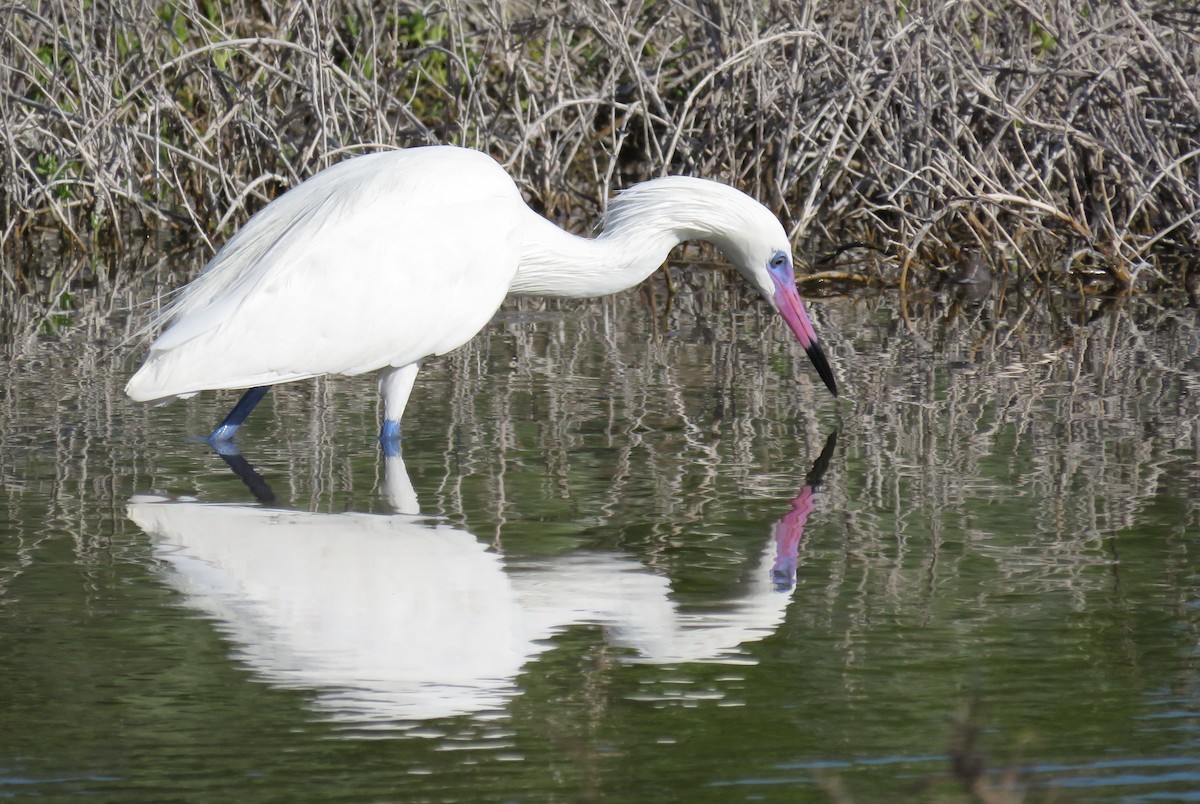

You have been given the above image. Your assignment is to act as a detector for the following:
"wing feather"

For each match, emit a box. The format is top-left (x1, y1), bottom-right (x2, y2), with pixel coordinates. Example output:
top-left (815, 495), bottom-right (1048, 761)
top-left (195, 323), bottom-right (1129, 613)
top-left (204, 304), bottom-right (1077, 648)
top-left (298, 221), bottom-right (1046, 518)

top-left (127, 147), bottom-right (525, 402)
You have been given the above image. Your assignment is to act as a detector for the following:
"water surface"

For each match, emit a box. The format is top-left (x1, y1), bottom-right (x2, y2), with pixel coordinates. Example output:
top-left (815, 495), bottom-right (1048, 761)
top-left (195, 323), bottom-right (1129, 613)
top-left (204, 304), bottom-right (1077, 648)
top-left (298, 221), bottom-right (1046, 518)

top-left (2, 259), bottom-right (1200, 800)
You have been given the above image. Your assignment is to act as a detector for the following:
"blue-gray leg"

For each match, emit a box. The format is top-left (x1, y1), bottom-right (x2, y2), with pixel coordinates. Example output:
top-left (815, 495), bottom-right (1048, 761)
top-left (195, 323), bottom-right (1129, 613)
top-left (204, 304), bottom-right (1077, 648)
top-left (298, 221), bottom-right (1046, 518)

top-left (209, 386), bottom-right (270, 444)
top-left (379, 419), bottom-right (402, 457)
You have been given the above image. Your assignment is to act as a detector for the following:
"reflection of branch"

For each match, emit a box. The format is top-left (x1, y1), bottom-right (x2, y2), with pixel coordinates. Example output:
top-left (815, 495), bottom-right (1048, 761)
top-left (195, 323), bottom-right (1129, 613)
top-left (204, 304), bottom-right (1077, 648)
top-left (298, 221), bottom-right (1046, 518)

top-left (772, 431), bottom-right (839, 591)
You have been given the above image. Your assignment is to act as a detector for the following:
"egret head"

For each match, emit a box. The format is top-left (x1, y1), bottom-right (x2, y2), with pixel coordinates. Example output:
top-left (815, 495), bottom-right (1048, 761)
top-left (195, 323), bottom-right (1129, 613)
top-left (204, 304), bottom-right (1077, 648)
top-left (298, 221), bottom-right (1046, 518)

top-left (704, 199), bottom-right (839, 398)
top-left (595, 175), bottom-right (839, 397)
top-left (752, 249), bottom-right (836, 397)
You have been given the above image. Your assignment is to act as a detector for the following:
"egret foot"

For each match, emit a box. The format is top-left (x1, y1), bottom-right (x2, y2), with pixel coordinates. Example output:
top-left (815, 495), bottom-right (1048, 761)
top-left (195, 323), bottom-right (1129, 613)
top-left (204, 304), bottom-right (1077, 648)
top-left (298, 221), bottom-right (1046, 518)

top-left (379, 419), bottom-right (402, 457)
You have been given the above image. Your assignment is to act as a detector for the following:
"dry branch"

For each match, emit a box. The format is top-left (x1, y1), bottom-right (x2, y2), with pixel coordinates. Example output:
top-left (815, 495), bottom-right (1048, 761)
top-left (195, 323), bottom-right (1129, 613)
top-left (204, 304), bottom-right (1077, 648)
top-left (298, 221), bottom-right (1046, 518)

top-left (1, 0), bottom-right (1197, 300)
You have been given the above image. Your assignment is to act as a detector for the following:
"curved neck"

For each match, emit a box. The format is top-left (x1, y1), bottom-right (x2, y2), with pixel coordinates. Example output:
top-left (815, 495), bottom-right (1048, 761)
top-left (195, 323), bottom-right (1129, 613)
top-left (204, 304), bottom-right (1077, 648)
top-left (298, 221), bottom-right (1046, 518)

top-left (509, 212), bottom-right (681, 298)
top-left (509, 177), bottom-right (767, 299)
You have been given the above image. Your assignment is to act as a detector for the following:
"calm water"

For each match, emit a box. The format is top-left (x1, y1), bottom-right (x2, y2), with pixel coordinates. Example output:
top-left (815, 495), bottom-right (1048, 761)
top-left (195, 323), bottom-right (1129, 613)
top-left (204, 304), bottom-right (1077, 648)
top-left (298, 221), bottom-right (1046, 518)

top-left (2, 260), bottom-right (1200, 800)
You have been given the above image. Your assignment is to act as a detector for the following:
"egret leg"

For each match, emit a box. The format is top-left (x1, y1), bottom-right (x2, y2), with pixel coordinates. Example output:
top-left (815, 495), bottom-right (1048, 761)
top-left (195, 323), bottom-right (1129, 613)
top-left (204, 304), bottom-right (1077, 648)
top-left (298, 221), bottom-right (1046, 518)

top-left (209, 386), bottom-right (270, 443)
top-left (378, 363), bottom-right (421, 451)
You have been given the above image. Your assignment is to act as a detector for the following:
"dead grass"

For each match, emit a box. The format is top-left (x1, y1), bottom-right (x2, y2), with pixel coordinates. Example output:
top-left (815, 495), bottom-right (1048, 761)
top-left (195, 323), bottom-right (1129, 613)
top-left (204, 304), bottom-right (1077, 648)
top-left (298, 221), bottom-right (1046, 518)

top-left (2, 0), bottom-right (1198, 300)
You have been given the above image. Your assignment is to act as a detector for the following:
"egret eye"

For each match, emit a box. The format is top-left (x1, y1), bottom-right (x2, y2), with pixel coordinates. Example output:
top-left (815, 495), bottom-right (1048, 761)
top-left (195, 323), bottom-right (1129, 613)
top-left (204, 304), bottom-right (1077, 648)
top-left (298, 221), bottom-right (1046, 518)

top-left (769, 251), bottom-right (790, 270)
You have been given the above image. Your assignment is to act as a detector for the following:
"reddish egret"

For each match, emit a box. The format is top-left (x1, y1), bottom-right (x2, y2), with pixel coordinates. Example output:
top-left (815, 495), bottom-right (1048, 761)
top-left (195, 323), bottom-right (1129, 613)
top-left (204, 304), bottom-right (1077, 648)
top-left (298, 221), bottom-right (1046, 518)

top-left (127, 146), bottom-right (837, 445)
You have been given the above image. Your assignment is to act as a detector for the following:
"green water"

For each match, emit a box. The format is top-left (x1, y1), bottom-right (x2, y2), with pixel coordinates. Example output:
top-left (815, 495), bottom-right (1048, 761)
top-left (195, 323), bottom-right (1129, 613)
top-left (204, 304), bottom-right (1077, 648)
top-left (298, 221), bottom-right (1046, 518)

top-left (2, 270), bottom-right (1199, 800)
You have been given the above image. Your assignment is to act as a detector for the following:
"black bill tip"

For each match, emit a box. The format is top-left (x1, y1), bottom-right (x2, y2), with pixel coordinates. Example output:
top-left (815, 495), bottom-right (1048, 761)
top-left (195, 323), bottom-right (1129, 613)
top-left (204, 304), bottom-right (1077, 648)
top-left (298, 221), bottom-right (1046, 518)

top-left (805, 341), bottom-right (839, 397)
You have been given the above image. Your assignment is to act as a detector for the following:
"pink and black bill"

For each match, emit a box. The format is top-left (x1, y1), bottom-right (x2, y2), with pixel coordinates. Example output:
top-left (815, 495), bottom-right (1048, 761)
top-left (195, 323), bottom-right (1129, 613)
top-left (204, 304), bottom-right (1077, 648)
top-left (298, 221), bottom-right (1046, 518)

top-left (767, 251), bottom-right (839, 397)
top-left (803, 340), bottom-right (838, 398)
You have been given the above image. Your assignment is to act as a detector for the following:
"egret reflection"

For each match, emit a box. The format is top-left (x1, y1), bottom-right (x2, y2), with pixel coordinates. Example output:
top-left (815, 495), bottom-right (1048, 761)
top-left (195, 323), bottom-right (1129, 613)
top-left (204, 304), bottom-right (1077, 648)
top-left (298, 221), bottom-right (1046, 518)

top-left (129, 434), bottom-right (836, 726)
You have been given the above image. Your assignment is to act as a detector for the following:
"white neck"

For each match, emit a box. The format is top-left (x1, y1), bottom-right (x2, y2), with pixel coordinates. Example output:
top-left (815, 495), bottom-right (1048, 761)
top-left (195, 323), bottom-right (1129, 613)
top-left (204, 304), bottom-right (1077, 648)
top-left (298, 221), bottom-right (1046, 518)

top-left (509, 177), bottom-right (772, 299)
top-left (509, 215), bottom-right (674, 298)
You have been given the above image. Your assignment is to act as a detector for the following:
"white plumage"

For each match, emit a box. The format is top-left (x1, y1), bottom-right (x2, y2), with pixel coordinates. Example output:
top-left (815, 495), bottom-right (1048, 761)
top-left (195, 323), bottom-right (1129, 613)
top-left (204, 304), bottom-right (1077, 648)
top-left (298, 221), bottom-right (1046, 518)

top-left (128, 148), bottom-right (522, 401)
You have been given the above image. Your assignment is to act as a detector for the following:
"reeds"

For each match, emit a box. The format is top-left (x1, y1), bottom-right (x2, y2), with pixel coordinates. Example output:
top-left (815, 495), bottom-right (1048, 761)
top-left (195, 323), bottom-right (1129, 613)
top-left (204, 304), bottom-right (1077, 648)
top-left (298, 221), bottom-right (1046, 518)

top-left (3, 0), bottom-right (1198, 297)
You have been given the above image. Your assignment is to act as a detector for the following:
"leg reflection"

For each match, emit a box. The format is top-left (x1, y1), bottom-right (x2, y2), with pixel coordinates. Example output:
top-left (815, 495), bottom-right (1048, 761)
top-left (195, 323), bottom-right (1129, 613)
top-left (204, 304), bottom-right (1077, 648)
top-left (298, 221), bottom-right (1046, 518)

top-left (210, 440), bottom-right (417, 513)
top-left (211, 441), bottom-right (277, 505)
top-left (382, 447), bottom-right (420, 515)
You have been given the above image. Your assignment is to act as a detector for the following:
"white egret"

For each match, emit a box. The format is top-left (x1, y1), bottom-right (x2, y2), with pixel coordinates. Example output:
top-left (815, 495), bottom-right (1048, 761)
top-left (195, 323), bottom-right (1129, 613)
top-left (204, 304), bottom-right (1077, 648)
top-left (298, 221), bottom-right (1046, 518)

top-left (126, 145), bottom-right (838, 445)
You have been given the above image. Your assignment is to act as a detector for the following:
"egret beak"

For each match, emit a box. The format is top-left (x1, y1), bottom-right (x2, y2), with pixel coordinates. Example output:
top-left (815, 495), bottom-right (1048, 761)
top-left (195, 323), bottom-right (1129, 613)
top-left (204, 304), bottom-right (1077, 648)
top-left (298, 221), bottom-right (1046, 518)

top-left (771, 277), bottom-right (839, 397)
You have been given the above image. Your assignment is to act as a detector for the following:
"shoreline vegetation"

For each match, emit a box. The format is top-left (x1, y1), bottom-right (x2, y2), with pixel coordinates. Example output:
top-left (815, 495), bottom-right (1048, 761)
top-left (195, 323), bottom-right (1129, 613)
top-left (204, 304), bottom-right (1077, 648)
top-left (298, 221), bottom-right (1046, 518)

top-left (2, 1), bottom-right (1198, 306)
